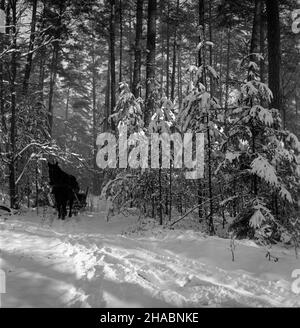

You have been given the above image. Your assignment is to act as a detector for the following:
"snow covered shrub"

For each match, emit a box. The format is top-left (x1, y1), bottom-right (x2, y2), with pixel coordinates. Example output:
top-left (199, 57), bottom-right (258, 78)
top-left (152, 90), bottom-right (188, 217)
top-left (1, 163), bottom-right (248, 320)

top-left (229, 206), bottom-right (256, 239)
top-left (101, 83), bottom-right (176, 221)
top-left (225, 57), bottom-right (300, 242)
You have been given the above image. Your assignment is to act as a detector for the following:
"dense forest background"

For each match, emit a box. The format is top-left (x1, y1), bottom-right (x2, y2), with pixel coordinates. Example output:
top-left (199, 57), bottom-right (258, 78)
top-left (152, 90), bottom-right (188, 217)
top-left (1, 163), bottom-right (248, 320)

top-left (0, 0), bottom-right (299, 240)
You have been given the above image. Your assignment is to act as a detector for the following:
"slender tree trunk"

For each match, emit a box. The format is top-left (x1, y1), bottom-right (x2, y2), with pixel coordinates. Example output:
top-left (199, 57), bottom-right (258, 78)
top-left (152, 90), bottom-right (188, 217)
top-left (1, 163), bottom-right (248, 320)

top-left (109, 0), bottom-right (116, 130)
top-left (165, 192), bottom-right (168, 215)
top-left (128, 9), bottom-right (133, 88)
top-left (200, 0), bottom-right (214, 234)
top-left (48, 2), bottom-right (64, 136)
top-left (159, 0), bottom-right (164, 95)
top-left (48, 43), bottom-right (59, 136)
top-left (0, 0), bottom-right (7, 138)
top-left (266, 0), bottom-right (281, 216)
top-left (17, 0), bottom-right (37, 205)
top-left (169, 162), bottom-right (172, 221)
top-left (158, 166), bottom-right (163, 225)
top-left (27, 180), bottom-right (30, 208)
top-left (177, 37), bottom-right (182, 106)
top-left (65, 87), bottom-right (70, 122)
top-left (38, 2), bottom-right (46, 107)
top-left (296, 92), bottom-right (299, 120)
top-left (166, 1), bottom-right (170, 98)
top-left (132, 0), bottom-right (143, 98)
top-left (266, 0), bottom-right (282, 123)
top-left (104, 64), bottom-right (111, 132)
top-left (5, 0), bottom-right (9, 34)
top-left (218, 31), bottom-right (224, 108)
top-left (197, 0), bottom-right (205, 221)
top-left (64, 87), bottom-right (70, 149)
top-left (260, 2), bottom-right (266, 83)
top-left (207, 121), bottom-right (214, 234)
top-left (35, 163), bottom-right (39, 215)
top-left (22, 0), bottom-right (37, 94)
top-left (0, 0), bottom-right (9, 190)
top-left (208, 0), bottom-right (214, 96)
top-left (39, 49), bottom-right (45, 103)
top-left (170, 37), bottom-right (176, 101)
top-left (222, 28), bottom-right (229, 156)
top-left (198, 0), bottom-right (205, 69)
top-left (145, 0), bottom-right (157, 126)
top-left (249, 0), bottom-right (262, 77)
top-left (92, 50), bottom-right (99, 194)
top-left (171, 0), bottom-right (179, 102)
top-left (9, 0), bottom-right (17, 208)
top-left (249, 0), bottom-right (262, 197)
top-left (224, 29), bottom-right (230, 111)
top-left (119, 0), bottom-right (123, 83)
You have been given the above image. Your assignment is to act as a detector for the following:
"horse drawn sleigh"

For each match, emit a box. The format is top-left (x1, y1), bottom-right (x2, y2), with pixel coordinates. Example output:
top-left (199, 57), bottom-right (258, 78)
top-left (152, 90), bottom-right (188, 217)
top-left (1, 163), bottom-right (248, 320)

top-left (48, 161), bottom-right (88, 220)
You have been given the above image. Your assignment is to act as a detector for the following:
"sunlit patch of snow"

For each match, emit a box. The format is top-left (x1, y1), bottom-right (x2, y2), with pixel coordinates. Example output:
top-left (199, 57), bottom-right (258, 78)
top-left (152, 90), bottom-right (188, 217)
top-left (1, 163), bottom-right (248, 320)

top-left (1, 210), bottom-right (300, 308)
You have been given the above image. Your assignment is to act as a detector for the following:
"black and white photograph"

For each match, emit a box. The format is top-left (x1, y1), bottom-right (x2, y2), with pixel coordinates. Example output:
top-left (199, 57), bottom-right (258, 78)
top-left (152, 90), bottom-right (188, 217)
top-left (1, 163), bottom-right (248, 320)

top-left (0, 0), bottom-right (300, 311)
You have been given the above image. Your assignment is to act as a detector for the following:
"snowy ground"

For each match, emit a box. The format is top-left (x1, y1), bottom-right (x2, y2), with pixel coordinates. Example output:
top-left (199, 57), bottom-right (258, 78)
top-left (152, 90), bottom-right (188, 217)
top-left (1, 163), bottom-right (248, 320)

top-left (1, 206), bottom-right (300, 308)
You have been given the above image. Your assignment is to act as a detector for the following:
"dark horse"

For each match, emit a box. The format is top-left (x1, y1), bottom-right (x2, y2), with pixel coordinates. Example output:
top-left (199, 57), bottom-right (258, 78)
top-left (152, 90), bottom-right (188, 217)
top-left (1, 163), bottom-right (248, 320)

top-left (48, 161), bottom-right (79, 220)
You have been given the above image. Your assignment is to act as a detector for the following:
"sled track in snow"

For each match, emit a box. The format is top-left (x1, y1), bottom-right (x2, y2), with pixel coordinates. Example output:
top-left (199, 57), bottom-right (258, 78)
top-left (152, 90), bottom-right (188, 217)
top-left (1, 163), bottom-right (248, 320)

top-left (1, 219), bottom-right (300, 307)
top-left (57, 233), bottom-right (300, 307)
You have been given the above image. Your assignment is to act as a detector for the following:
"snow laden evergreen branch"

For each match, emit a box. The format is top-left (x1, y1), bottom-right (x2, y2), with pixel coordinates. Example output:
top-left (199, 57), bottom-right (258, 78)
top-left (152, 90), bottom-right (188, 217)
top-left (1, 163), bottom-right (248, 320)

top-left (225, 59), bottom-right (300, 242)
top-left (240, 81), bottom-right (273, 103)
top-left (238, 53), bottom-right (265, 71)
top-left (250, 155), bottom-right (292, 203)
top-left (149, 96), bottom-right (175, 134)
top-left (250, 155), bottom-right (278, 186)
top-left (111, 82), bottom-right (144, 135)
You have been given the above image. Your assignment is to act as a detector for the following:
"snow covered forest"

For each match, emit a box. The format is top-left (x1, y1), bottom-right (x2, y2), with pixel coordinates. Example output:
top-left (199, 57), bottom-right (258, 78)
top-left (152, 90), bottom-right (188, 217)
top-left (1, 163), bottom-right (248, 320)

top-left (0, 0), bottom-right (300, 308)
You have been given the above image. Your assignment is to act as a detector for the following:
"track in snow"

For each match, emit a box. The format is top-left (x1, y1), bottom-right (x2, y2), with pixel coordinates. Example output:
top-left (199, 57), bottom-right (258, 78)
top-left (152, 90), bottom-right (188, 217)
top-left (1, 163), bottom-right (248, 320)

top-left (1, 213), bottom-right (299, 308)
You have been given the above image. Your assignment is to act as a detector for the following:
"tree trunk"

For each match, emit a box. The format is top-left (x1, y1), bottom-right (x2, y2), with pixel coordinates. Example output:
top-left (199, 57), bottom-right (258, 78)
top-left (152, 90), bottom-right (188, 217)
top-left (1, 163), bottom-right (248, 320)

top-left (170, 37), bottom-right (176, 101)
top-left (198, 0), bottom-right (205, 69)
top-left (224, 29), bottom-right (230, 111)
top-left (145, 0), bottom-right (157, 126)
top-left (64, 87), bottom-right (70, 148)
top-left (159, 0), bottom-right (164, 95)
top-left (128, 9), bottom-right (133, 88)
top-left (38, 2), bottom-right (46, 107)
top-left (0, 0), bottom-right (7, 139)
top-left (65, 87), bottom-right (70, 122)
top-left (5, 0), bottom-right (9, 34)
top-left (249, 0), bottom-right (262, 79)
top-left (166, 1), bottom-right (170, 98)
top-left (249, 0), bottom-right (263, 197)
top-left (132, 0), bottom-right (143, 98)
top-left (208, 0), bottom-right (214, 96)
top-left (109, 0), bottom-right (116, 130)
top-left (9, 0), bottom-right (17, 208)
top-left (48, 43), bottom-right (59, 136)
top-left (38, 48), bottom-right (45, 104)
top-left (260, 2), bottom-right (266, 83)
top-left (158, 166), bottom-right (163, 225)
top-left (177, 37), bottom-right (182, 106)
top-left (92, 49), bottom-right (99, 194)
top-left (296, 92), bottom-right (299, 120)
top-left (104, 64), bottom-right (111, 132)
top-left (119, 0), bottom-right (123, 83)
top-left (197, 0), bottom-right (205, 221)
top-left (169, 162), bottom-right (172, 221)
top-left (207, 119), bottom-right (215, 235)
top-left (171, 0), bottom-right (179, 102)
top-left (218, 31), bottom-right (224, 108)
top-left (22, 0), bottom-right (37, 94)
top-left (266, 0), bottom-right (282, 123)
top-left (48, 2), bottom-right (64, 136)
top-left (35, 163), bottom-right (39, 215)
